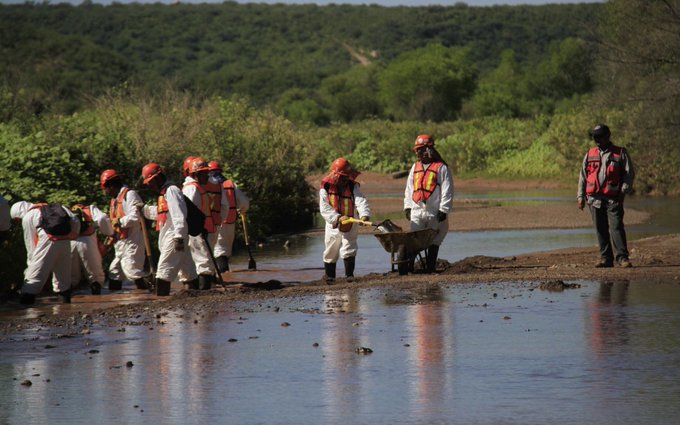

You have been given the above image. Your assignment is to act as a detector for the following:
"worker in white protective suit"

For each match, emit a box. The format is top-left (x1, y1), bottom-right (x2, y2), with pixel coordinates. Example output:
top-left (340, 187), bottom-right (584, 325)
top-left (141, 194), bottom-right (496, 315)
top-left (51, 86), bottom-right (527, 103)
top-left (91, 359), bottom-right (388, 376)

top-left (319, 158), bottom-right (371, 283)
top-left (140, 163), bottom-right (197, 296)
top-left (208, 161), bottom-right (249, 273)
top-left (182, 157), bottom-right (218, 290)
top-left (70, 203), bottom-right (113, 295)
top-left (101, 169), bottom-right (150, 291)
top-left (403, 134), bottom-right (454, 273)
top-left (10, 201), bottom-right (80, 305)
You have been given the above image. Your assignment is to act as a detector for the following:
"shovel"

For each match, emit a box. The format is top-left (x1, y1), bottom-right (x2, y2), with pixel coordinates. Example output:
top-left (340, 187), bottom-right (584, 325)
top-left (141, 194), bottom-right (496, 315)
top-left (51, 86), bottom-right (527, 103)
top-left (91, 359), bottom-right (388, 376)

top-left (341, 217), bottom-right (402, 233)
top-left (240, 212), bottom-right (257, 270)
top-left (136, 206), bottom-right (157, 290)
top-left (201, 233), bottom-right (225, 286)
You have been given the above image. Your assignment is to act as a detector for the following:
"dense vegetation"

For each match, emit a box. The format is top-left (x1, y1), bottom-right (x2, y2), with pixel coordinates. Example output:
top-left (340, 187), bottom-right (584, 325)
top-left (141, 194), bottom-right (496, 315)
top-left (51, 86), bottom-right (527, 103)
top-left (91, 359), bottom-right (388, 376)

top-left (1, 1), bottom-right (680, 290)
top-left (1, 2), bottom-right (599, 118)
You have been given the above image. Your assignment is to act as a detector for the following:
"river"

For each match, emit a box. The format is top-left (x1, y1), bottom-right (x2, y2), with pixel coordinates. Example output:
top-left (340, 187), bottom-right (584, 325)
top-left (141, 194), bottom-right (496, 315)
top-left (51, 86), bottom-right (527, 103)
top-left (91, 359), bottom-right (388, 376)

top-left (1, 191), bottom-right (679, 425)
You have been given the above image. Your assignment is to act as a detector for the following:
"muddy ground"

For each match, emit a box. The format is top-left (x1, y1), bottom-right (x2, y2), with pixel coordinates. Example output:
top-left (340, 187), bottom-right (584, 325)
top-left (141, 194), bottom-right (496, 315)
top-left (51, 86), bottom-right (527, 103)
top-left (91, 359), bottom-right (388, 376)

top-left (1, 174), bottom-right (674, 341)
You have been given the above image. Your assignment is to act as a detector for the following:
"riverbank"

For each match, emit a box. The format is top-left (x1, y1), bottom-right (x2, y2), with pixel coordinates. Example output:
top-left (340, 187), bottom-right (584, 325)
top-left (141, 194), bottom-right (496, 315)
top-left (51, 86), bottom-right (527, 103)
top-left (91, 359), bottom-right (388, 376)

top-left (308, 171), bottom-right (651, 232)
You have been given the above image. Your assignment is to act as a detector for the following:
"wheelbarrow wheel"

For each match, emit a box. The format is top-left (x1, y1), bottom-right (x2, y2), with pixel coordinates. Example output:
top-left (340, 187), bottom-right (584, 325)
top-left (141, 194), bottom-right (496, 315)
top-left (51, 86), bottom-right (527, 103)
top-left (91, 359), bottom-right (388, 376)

top-left (396, 244), bottom-right (409, 276)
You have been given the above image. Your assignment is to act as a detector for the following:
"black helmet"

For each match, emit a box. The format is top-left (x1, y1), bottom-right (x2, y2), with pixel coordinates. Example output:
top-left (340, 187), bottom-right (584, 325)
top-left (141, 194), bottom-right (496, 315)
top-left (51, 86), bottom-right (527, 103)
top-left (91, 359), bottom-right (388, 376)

top-left (590, 123), bottom-right (610, 139)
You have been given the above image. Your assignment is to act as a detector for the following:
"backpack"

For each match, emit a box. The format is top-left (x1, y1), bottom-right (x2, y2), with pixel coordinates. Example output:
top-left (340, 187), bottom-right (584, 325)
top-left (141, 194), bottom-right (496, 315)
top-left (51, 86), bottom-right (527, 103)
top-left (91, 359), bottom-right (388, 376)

top-left (38, 204), bottom-right (71, 236)
top-left (182, 194), bottom-right (206, 237)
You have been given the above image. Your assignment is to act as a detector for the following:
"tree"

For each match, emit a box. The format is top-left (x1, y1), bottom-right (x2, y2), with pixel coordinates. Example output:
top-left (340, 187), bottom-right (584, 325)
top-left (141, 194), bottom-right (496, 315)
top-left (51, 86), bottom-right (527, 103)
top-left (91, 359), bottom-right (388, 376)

top-left (378, 44), bottom-right (478, 122)
top-left (319, 64), bottom-right (383, 123)
top-left (597, 0), bottom-right (680, 193)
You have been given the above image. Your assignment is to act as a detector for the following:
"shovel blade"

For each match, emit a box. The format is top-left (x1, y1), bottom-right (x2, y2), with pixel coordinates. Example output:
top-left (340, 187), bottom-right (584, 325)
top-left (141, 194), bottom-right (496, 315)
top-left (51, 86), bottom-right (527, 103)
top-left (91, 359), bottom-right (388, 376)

top-left (375, 219), bottom-right (403, 233)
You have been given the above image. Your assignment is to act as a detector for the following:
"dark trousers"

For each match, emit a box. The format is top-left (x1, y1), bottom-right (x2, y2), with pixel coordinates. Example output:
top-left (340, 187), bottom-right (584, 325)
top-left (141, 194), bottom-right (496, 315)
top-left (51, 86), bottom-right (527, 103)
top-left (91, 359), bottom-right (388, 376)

top-left (589, 202), bottom-right (629, 263)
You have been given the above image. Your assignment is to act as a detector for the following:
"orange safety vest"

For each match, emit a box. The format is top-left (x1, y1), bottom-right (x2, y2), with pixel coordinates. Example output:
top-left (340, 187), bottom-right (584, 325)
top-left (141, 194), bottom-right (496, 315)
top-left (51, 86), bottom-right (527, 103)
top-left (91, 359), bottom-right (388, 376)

top-left (585, 146), bottom-right (624, 198)
top-left (29, 203), bottom-right (78, 242)
top-left (205, 181), bottom-right (222, 227)
top-left (73, 204), bottom-right (95, 236)
top-left (184, 181), bottom-right (216, 233)
top-left (222, 180), bottom-right (238, 225)
top-left (412, 161), bottom-right (443, 203)
top-left (156, 184), bottom-right (171, 232)
top-left (109, 187), bottom-right (130, 239)
top-left (327, 183), bottom-right (355, 217)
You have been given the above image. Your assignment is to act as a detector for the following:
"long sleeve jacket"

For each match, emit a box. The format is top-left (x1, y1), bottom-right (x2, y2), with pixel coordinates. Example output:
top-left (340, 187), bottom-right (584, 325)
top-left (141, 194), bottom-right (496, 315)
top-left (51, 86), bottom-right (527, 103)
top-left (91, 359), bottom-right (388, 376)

top-left (403, 162), bottom-right (454, 216)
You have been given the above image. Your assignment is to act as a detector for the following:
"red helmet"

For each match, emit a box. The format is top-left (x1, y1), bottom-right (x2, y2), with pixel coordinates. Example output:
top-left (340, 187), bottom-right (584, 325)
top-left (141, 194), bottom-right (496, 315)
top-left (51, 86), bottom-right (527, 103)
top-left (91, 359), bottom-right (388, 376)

top-left (208, 161), bottom-right (222, 172)
top-left (330, 158), bottom-right (352, 176)
top-left (142, 163), bottom-right (164, 185)
top-left (100, 169), bottom-right (120, 189)
top-left (413, 134), bottom-right (435, 151)
top-left (189, 157), bottom-right (210, 175)
top-left (183, 156), bottom-right (197, 177)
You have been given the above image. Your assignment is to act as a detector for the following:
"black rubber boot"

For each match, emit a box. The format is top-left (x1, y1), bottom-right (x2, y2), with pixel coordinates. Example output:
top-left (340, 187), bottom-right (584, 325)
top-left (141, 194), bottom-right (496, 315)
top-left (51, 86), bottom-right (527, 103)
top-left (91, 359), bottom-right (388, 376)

top-left (134, 279), bottom-right (148, 290)
top-left (344, 256), bottom-right (356, 282)
top-left (198, 274), bottom-right (213, 290)
top-left (324, 262), bottom-right (336, 284)
top-left (426, 244), bottom-right (440, 273)
top-left (59, 289), bottom-right (72, 304)
top-left (216, 255), bottom-right (230, 273)
top-left (90, 282), bottom-right (102, 295)
top-left (108, 279), bottom-right (122, 291)
top-left (20, 293), bottom-right (36, 305)
top-left (156, 279), bottom-right (171, 296)
top-left (185, 278), bottom-right (199, 290)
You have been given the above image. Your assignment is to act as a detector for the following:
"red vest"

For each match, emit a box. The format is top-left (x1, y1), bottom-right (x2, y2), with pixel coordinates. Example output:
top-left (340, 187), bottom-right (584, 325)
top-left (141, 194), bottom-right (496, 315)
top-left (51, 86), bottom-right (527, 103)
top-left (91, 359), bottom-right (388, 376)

top-left (184, 181), bottom-right (216, 233)
top-left (205, 181), bottom-right (223, 227)
top-left (585, 146), bottom-right (624, 198)
top-left (222, 180), bottom-right (238, 225)
top-left (109, 187), bottom-right (129, 239)
top-left (73, 204), bottom-right (95, 236)
top-left (412, 161), bottom-right (443, 203)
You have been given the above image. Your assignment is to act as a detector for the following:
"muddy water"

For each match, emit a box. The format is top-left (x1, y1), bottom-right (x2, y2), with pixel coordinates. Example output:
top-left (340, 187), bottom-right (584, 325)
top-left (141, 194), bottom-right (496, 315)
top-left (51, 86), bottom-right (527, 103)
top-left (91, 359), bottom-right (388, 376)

top-left (226, 194), bottom-right (680, 282)
top-left (2, 281), bottom-right (680, 424)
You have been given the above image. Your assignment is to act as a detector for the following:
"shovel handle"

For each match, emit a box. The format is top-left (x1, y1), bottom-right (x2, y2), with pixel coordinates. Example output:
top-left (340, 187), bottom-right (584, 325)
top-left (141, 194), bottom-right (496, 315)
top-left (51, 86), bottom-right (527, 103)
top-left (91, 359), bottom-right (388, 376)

top-left (341, 217), bottom-right (373, 226)
top-left (241, 212), bottom-right (251, 246)
top-left (137, 206), bottom-right (156, 276)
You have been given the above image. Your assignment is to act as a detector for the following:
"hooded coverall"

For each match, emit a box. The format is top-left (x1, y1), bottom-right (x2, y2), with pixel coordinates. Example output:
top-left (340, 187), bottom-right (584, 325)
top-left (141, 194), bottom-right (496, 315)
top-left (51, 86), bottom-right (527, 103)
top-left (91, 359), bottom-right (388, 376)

top-left (143, 184), bottom-right (197, 283)
top-left (320, 182), bottom-right (371, 263)
top-left (11, 202), bottom-right (80, 295)
top-left (71, 205), bottom-right (113, 287)
top-left (403, 161), bottom-right (454, 246)
top-left (182, 176), bottom-right (216, 275)
top-left (109, 186), bottom-right (148, 282)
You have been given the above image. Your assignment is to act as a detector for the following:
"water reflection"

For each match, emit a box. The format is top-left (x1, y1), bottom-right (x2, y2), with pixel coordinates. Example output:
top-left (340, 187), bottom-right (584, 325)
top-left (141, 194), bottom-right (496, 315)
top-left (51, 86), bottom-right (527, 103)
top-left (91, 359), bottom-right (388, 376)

top-left (587, 282), bottom-right (631, 357)
top-left (321, 290), bottom-right (362, 421)
top-left (3, 282), bottom-right (680, 424)
top-left (405, 286), bottom-right (452, 421)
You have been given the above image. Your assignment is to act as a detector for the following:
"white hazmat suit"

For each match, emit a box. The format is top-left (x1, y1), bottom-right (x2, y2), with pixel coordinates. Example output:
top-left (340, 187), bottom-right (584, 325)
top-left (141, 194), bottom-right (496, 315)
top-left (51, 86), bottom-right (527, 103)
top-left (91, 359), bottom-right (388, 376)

top-left (403, 161), bottom-right (454, 246)
top-left (108, 186), bottom-right (148, 282)
top-left (143, 184), bottom-right (197, 283)
top-left (11, 201), bottom-right (80, 295)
